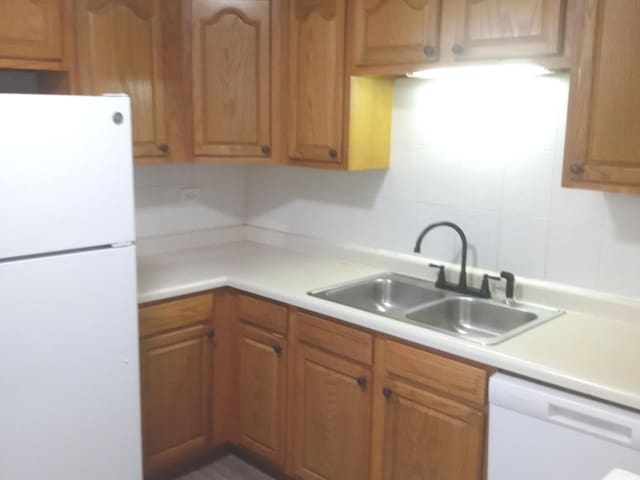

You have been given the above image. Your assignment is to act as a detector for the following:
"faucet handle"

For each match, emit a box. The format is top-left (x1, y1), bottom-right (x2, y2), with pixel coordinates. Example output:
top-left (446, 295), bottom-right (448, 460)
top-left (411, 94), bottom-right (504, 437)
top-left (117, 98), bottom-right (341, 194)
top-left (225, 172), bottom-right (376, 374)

top-left (480, 274), bottom-right (501, 298)
top-left (428, 263), bottom-right (446, 285)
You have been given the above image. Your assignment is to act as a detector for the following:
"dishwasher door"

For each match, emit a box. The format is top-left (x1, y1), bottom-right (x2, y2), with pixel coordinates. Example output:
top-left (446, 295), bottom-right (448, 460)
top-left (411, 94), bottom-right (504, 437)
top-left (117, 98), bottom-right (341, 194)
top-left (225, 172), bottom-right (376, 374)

top-left (488, 373), bottom-right (640, 480)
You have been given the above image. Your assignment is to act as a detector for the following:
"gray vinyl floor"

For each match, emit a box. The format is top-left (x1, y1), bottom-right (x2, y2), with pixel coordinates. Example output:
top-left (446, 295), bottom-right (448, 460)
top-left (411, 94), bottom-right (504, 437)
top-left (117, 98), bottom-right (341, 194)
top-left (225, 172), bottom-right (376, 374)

top-left (177, 455), bottom-right (275, 480)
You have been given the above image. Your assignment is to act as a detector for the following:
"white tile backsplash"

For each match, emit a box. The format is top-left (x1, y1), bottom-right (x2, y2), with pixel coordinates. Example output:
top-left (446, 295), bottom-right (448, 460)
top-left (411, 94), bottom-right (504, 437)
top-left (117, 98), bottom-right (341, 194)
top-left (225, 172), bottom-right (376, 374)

top-left (134, 164), bottom-right (245, 238)
top-left (135, 73), bottom-right (640, 299)
top-left (245, 73), bottom-right (640, 299)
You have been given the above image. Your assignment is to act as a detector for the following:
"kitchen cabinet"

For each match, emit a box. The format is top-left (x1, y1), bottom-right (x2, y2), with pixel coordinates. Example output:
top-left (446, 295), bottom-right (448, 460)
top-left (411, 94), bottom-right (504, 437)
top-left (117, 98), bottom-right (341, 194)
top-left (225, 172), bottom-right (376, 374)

top-left (449, 0), bottom-right (567, 61)
top-left (371, 338), bottom-right (488, 480)
top-left (288, 0), bottom-right (393, 170)
top-left (563, 0), bottom-right (640, 194)
top-left (349, 0), bottom-right (569, 74)
top-left (0, 0), bottom-right (65, 66)
top-left (139, 294), bottom-right (215, 478)
top-left (192, 0), bottom-right (283, 163)
top-left (292, 311), bottom-right (373, 480)
top-left (0, 0), bottom-right (76, 91)
top-left (75, 0), bottom-right (185, 164)
top-left (238, 322), bottom-right (288, 469)
top-left (350, 0), bottom-right (442, 73)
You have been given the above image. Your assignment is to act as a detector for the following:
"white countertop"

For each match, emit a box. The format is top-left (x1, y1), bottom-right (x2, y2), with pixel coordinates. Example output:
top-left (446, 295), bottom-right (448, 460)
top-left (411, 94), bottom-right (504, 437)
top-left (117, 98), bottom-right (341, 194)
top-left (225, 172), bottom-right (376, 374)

top-left (137, 241), bottom-right (640, 412)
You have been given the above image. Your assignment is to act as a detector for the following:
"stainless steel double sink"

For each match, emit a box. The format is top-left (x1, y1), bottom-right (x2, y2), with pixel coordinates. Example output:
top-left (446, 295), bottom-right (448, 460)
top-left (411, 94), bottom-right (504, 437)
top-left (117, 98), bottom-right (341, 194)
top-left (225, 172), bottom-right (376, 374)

top-left (309, 273), bottom-right (563, 345)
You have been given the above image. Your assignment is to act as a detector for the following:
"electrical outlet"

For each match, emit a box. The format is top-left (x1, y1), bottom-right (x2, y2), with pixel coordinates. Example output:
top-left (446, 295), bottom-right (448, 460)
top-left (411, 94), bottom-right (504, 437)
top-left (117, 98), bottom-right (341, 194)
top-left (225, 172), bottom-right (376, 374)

top-left (180, 187), bottom-right (200, 202)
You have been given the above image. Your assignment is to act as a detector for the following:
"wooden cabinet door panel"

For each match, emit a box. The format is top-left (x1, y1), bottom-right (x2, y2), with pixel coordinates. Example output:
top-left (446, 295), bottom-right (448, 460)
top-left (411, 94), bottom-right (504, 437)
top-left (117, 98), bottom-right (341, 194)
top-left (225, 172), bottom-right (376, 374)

top-left (239, 323), bottom-right (287, 467)
top-left (373, 379), bottom-right (485, 480)
top-left (294, 345), bottom-right (371, 480)
top-left (288, 0), bottom-right (346, 165)
top-left (140, 324), bottom-right (213, 474)
top-left (76, 0), bottom-right (168, 160)
top-left (193, 0), bottom-right (271, 158)
top-left (563, 0), bottom-right (640, 193)
top-left (352, 0), bottom-right (441, 69)
top-left (0, 0), bottom-right (63, 61)
top-left (452, 0), bottom-right (566, 60)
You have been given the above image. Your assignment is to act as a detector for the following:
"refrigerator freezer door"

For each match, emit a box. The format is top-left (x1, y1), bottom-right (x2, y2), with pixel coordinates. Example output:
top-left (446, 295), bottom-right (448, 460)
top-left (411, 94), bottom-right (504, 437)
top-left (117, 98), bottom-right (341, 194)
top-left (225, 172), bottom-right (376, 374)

top-left (0, 246), bottom-right (142, 480)
top-left (0, 94), bottom-right (135, 260)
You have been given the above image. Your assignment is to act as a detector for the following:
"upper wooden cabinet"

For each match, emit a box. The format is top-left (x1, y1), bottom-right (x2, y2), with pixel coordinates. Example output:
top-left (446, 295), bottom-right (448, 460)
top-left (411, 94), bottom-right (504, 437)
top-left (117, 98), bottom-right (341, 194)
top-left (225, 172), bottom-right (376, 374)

top-left (287, 0), bottom-right (393, 170)
top-left (350, 0), bottom-right (442, 73)
top-left (450, 0), bottom-right (567, 61)
top-left (192, 0), bottom-right (282, 162)
top-left (563, 0), bottom-right (640, 194)
top-left (75, 0), bottom-right (175, 163)
top-left (0, 0), bottom-right (64, 63)
top-left (288, 0), bottom-right (347, 166)
top-left (349, 0), bottom-right (571, 74)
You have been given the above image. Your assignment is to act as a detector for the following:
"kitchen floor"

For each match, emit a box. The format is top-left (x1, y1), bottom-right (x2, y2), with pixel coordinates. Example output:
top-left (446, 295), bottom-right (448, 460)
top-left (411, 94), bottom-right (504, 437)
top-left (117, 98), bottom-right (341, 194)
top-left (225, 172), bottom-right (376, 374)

top-left (177, 455), bottom-right (274, 480)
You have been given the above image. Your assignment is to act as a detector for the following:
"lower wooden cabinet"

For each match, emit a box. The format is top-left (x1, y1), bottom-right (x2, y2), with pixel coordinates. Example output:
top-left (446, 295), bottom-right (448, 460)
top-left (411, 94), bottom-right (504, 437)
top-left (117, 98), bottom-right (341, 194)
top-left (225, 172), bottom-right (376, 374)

top-left (372, 378), bottom-right (485, 480)
top-left (138, 294), bottom-right (215, 478)
top-left (371, 337), bottom-right (489, 480)
top-left (238, 322), bottom-right (288, 469)
top-left (140, 292), bottom-right (490, 480)
top-left (293, 343), bottom-right (372, 480)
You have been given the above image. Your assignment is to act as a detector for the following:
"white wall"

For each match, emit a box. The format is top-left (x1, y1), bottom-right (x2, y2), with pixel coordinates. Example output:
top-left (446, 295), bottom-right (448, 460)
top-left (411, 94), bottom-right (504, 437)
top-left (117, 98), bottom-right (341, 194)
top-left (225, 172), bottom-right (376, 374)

top-left (134, 164), bottom-right (245, 238)
top-left (246, 74), bottom-right (640, 299)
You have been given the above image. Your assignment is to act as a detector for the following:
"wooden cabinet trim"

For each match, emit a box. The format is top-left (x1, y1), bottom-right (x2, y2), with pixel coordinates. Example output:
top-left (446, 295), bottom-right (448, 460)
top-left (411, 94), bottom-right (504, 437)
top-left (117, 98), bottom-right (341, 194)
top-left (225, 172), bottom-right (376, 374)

top-left (139, 293), bottom-right (214, 338)
top-left (378, 337), bottom-right (489, 407)
top-left (294, 309), bottom-right (373, 366)
top-left (237, 293), bottom-right (289, 335)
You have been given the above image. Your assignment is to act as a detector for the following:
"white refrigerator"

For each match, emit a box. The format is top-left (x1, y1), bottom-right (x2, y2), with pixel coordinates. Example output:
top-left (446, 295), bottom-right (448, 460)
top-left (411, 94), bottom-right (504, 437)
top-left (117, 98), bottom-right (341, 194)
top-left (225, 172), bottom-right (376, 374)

top-left (0, 94), bottom-right (142, 479)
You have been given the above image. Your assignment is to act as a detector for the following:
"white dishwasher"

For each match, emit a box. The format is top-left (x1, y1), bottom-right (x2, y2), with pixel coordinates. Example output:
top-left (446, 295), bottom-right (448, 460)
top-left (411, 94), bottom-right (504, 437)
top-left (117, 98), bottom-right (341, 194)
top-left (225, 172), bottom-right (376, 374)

top-left (488, 373), bottom-right (640, 480)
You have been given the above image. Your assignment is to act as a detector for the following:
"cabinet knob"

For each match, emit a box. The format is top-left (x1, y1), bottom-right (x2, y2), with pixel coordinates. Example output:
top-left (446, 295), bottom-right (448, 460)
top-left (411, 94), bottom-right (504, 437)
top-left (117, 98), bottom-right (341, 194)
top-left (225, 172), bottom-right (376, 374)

top-left (328, 148), bottom-right (338, 159)
top-left (356, 376), bottom-right (367, 388)
top-left (273, 345), bottom-right (283, 355)
top-left (261, 144), bottom-right (271, 155)
top-left (452, 44), bottom-right (464, 55)
top-left (382, 387), bottom-right (393, 399)
top-left (207, 330), bottom-right (215, 339)
top-left (112, 112), bottom-right (124, 125)
top-left (570, 163), bottom-right (584, 175)
top-left (158, 144), bottom-right (170, 154)
top-left (423, 45), bottom-right (436, 57)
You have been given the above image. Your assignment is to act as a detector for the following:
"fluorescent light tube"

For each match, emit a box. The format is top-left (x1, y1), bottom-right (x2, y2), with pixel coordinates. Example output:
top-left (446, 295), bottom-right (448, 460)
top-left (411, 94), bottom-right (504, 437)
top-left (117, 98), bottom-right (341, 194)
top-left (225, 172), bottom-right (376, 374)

top-left (407, 64), bottom-right (552, 81)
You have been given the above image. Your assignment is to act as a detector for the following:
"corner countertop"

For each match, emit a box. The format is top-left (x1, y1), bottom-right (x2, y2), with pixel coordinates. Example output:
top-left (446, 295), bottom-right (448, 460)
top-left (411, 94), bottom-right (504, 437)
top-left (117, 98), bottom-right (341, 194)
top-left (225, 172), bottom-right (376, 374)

top-left (137, 241), bottom-right (640, 412)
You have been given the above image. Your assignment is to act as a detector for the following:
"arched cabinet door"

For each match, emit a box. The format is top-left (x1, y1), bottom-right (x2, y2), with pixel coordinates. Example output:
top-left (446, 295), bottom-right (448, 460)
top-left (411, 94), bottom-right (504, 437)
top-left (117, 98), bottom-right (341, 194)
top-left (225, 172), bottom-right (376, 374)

top-left (75, 0), bottom-right (169, 162)
top-left (0, 0), bottom-right (64, 61)
top-left (351, 0), bottom-right (442, 72)
top-left (192, 0), bottom-right (272, 159)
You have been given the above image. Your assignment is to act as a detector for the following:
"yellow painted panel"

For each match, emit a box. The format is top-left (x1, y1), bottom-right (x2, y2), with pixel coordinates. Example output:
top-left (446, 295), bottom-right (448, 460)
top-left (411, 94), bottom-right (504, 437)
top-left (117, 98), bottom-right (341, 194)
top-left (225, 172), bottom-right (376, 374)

top-left (347, 76), bottom-right (394, 171)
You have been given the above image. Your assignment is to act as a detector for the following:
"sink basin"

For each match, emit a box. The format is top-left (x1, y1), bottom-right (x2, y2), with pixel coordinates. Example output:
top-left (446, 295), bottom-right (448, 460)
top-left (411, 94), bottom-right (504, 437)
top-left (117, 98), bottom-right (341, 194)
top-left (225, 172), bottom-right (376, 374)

top-left (308, 273), bottom-right (445, 319)
top-left (309, 272), bottom-right (564, 345)
top-left (405, 296), bottom-right (563, 345)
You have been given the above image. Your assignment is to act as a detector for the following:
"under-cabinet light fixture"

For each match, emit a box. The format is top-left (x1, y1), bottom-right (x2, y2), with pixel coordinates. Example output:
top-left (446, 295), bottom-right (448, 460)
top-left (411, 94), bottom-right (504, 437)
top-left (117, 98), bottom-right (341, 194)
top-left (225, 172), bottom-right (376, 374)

top-left (407, 64), bottom-right (552, 81)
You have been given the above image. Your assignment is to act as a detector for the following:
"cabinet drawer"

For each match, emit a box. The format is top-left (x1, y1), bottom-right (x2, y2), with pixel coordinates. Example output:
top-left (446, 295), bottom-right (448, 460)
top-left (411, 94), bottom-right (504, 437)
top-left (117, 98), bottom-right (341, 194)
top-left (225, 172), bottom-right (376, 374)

top-left (237, 294), bottom-right (288, 335)
top-left (139, 294), bottom-right (214, 338)
top-left (380, 338), bottom-right (488, 406)
top-left (295, 311), bottom-right (373, 366)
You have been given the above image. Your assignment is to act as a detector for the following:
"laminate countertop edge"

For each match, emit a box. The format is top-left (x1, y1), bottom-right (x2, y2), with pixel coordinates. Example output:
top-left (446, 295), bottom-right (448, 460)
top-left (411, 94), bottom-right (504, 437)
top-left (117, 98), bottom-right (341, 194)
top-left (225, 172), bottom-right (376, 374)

top-left (137, 241), bottom-right (640, 412)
